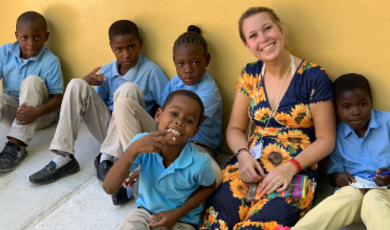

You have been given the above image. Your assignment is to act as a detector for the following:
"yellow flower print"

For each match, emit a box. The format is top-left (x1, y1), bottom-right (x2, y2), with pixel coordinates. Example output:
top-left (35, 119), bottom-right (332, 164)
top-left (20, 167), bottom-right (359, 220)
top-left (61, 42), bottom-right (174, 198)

top-left (299, 180), bottom-right (315, 209)
top-left (310, 62), bottom-right (318, 68)
top-left (247, 198), bottom-right (268, 218)
top-left (230, 179), bottom-right (248, 199)
top-left (254, 126), bottom-right (279, 137)
top-left (219, 220), bottom-right (229, 230)
top-left (290, 104), bottom-right (311, 127)
top-left (203, 206), bottom-right (218, 225)
top-left (222, 163), bottom-right (240, 183)
top-left (248, 134), bottom-right (260, 149)
top-left (264, 221), bottom-right (279, 230)
top-left (311, 163), bottom-right (318, 170)
top-left (276, 130), bottom-right (311, 150)
top-left (238, 205), bottom-right (249, 221)
top-left (245, 73), bottom-right (257, 96)
top-left (254, 107), bottom-right (271, 123)
top-left (320, 67), bottom-right (329, 76)
top-left (261, 144), bottom-right (292, 172)
top-left (273, 112), bottom-right (296, 127)
top-left (297, 60), bottom-right (308, 74)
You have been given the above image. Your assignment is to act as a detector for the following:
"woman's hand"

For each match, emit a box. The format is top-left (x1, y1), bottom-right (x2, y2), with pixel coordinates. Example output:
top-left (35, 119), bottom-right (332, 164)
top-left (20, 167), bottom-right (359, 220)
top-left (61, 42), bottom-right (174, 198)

top-left (259, 162), bottom-right (296, 195)
top-left (238, 151), bottom-right (265, 183)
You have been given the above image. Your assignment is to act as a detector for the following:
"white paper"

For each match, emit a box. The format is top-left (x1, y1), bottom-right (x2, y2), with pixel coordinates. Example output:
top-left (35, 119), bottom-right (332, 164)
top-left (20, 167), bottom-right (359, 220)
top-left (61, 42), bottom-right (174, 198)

top-left (249, 141), bottom-right (263, 160)
top-left (351, 176), bottom-right (386, 189)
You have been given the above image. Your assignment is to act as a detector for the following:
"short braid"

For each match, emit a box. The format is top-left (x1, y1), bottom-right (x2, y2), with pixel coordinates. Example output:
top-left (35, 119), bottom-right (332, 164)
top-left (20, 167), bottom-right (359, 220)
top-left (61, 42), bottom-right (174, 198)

top-left (173, 25), bottom-right (208, 55)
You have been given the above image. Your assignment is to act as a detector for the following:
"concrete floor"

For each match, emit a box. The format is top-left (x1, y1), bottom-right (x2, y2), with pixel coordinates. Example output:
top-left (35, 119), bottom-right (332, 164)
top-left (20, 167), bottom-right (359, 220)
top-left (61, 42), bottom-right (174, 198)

top-left (0, 122), bottom-right (365, 230)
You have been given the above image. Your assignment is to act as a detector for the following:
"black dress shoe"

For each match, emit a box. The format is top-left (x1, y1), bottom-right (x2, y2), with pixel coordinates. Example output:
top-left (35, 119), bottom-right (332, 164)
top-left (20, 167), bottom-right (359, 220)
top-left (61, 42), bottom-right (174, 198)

top-left (0, 142), bottom-right (27, 172)
top-left (94, 153), bottom-right (113, 182)
top-left (29, 155), bottom-right (80, 184)
top-left (112, 186), bottom-right (132, 206)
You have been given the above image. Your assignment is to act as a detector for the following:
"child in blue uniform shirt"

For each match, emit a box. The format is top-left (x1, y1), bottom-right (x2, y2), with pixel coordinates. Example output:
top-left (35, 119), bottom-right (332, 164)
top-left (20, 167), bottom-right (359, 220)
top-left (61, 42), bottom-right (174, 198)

top-left (0, 11), bottom-right (63, 172)
top-left (103, 90), bottom-right (216, 230)
top-left (29, 20), bottom-right (168, 184)
top-left (293, 73), bottom-right (390, 230)
top-left (112, 26), bottom-right (223, 203)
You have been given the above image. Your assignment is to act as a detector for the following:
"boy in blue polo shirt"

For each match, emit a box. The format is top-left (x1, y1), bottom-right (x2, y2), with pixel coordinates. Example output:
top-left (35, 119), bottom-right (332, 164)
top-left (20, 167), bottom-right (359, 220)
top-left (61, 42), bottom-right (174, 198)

top-left (0, 11), bottom-right (63, 172)
top-left (103, 90), bottom-right (216, 230)
top-left (110, 26), bottom-right (222, 204)
top-left (293, 73), bottom-right (390, 230)
top-left (29, 20), bottom-right (168, 184)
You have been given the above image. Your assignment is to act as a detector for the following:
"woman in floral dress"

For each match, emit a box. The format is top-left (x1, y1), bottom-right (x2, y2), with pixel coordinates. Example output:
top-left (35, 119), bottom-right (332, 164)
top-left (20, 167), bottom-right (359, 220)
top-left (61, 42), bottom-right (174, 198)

top-left (201, 6), bottom-right (336, 230)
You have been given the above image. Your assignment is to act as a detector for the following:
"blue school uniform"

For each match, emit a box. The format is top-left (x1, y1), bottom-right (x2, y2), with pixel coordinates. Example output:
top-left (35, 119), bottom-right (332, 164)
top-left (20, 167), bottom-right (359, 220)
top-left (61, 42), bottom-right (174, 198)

top-left (161, 70), bottom-right (223, 149)
top-left (328, 110), bottom-right (390, 186)
top-left (127, 133), bottom-right (215, 225)
top-left (95, 55), bottom-right (168, 115)
top-left (0, 42), bottom-right (64, 96)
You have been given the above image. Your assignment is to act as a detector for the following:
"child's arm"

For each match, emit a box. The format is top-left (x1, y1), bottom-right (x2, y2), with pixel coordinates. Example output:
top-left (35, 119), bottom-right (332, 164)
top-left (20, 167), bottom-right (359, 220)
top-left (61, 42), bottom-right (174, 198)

top-left (329, 172), bottom-right (356, 188)
top-left (373, 167), bottom-right (390, 186)
top-left (103, 130), bottom-right (173, 194)
top-left (148, 180), bottom-right (217, 229)
top-left (16, 94), bottom-right (63, 125)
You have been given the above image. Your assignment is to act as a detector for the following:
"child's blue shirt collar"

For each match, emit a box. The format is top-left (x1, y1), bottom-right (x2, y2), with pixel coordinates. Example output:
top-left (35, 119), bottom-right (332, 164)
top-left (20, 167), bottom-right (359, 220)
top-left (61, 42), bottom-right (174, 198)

top-left (9, 41), bottom-right (46, 62)
top-left (175, 69), bottom-right (209, 90)
top-left (341, 110), bottom-right (378, 138)
top-left (111, 55), bottom-right (141, 81)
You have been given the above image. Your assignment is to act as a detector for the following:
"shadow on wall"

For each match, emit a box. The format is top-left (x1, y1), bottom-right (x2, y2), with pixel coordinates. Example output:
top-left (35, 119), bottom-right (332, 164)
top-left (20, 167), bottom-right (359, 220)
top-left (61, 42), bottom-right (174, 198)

top-left (44, 4), bottom-right (79, 86)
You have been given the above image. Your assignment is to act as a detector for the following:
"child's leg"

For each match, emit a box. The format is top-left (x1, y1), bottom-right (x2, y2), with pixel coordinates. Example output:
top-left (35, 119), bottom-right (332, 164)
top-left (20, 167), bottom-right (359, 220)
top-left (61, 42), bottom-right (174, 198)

top-left (114, 96), bottom-right (157, 151)
top-left (361, 188), bottom-right (390, 230)
top-left (0, 75), bottom-right (56, 172)
top-left (50, 79), bottom-right (111, 156)
top-left (292, 185), bottom-right (364, 230)
top-left (171, 222), bottom-right (196, 230)
top-left (100, 82), bottom-right (147, 158)
top-left (117, 208), bottom-right (152, 230)
top-left (29, 79), bottom-right (110, 184)
top-left (0, 93), bottom-right (19, 127)
top-left (190, 143), bottom-right (222, 187)
top-left (7, 75), bottom-right (56, 145)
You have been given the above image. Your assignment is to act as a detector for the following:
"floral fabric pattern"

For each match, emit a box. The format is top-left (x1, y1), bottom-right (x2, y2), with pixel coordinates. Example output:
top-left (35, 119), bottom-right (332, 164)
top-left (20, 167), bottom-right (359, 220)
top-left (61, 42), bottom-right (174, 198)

top-left (201, 60), bottom-right (333, 230)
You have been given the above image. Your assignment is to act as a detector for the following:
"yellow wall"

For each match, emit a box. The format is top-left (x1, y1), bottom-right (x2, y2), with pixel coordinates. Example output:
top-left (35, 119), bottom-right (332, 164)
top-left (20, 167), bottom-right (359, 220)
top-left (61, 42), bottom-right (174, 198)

top-left (1, 0), bottom-right (390, 151)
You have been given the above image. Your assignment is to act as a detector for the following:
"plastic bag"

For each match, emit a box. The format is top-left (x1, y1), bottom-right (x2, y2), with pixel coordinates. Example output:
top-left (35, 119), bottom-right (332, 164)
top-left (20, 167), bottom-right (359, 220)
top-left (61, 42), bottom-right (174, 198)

top-left (246, 174), bottom-right (309, 202)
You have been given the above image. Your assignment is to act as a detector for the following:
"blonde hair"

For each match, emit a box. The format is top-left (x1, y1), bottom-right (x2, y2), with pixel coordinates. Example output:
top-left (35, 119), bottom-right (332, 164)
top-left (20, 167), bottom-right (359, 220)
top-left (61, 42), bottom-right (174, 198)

top-left (238, 6), bottom-right (285, 42)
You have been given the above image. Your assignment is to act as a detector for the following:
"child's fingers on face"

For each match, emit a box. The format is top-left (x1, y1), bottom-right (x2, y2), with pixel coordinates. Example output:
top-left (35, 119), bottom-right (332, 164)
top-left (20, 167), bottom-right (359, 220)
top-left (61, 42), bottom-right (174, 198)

top-left (153, 129), bottom-right (171, 137)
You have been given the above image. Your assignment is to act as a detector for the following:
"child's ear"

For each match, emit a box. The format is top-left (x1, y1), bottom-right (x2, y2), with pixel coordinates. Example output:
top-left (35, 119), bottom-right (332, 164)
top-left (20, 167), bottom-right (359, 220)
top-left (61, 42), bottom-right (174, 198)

top-left (205, 53), bottom-right (211, 68)
top-left (191, 126), bottom-right (200, 139)
top-left (154, 107), bottom-right (163, 123)
top-left (15, 31), bottom-right (18, 40)
top-left (138, 38), bottom-right (143, 49)
top-left (45, 32), bottom-right (50, 42)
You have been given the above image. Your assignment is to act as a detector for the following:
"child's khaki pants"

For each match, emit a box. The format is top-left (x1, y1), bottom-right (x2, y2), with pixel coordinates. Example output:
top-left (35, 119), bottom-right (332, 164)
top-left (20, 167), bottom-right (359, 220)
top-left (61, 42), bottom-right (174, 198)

top-left (0, 75), bottom-right (57, 145)
top-left (118, 208), bottom-right (196, 230)
top-left (50, 79), bottom-right (145, 157)
top-left (292, 185), bottom-right (390, 230)
top-left (114, 97), bottom-right (222, 187)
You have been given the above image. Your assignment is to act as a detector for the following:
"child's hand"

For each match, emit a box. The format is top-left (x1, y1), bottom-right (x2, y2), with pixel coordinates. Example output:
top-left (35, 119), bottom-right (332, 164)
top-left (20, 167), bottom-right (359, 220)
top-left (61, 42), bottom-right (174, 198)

top-left (16, 105), bottom-right (40, 125)
top-left (149, 209), bottom-right (180, 229)
top-left (82, 67), bottom-right (106, 86)
top-left (333, 172), bottom-right (356, 188)
top-left (122, 169), bottom-right (139, 188)
top-left (373, 167), bottom-right (390, 187)
top-left (130, 130), bottom-right (175, 155)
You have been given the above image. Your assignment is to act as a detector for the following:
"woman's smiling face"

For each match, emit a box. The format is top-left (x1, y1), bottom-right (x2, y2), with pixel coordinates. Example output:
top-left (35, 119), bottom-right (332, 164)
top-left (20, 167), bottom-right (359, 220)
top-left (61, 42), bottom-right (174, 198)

top-left (242, 12), bottom-right (285, 62)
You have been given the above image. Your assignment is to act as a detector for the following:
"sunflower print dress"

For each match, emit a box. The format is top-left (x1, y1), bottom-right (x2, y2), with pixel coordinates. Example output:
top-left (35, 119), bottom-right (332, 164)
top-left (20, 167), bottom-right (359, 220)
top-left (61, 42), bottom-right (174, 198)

top-left (201, 60), bottom-right (333, 230)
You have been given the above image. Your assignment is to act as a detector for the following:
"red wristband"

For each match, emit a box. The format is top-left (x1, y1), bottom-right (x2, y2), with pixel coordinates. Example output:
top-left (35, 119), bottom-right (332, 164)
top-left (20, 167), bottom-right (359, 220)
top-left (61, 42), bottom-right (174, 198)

top-left (289, 158), bottom-right (302, 173)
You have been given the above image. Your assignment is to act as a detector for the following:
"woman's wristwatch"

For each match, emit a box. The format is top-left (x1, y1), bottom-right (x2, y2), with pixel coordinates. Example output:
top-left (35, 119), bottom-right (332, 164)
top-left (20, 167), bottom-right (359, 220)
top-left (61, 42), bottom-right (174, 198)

top-left (235, 148), bottom-right (249, 158)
